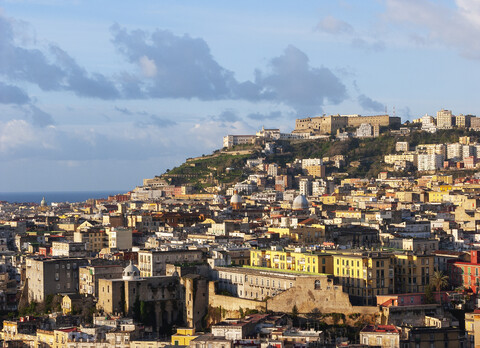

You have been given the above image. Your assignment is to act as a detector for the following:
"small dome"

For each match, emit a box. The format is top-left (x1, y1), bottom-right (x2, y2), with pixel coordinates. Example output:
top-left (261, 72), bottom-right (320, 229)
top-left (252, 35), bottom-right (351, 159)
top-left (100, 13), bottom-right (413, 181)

top-left (40, 197), bottom-right (47, 207)
top-left (230, 192), bottom-right (243, 204)
top-left (292, 194), bottom-right (309, 210)
top-left (122, 261), bottom-right (140, 280)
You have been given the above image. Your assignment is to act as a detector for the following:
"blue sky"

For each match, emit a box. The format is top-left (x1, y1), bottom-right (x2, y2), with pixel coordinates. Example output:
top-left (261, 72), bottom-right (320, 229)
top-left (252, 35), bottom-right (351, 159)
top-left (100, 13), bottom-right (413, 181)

top-left (0, 0), bottom-right (479, 192)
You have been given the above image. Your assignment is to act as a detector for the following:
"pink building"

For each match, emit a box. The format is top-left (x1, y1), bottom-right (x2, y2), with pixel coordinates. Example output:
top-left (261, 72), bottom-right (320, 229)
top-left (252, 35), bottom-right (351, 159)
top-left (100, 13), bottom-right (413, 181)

top-left (464, 156), bottom-right (477, 169)
top-left (377, 292), bottom-right (448, 306)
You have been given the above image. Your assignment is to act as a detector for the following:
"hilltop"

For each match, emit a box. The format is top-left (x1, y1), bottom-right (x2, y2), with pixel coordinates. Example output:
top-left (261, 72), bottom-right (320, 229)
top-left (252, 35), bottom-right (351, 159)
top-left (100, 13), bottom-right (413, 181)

top-left (157, 126), bottom-right (480, 193)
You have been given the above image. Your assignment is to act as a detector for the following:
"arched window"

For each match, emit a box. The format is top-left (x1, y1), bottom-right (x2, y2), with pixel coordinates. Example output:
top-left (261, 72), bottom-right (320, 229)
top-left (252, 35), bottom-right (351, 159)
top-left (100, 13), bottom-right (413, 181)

top-left (315, 280), bottom-right (321, 289)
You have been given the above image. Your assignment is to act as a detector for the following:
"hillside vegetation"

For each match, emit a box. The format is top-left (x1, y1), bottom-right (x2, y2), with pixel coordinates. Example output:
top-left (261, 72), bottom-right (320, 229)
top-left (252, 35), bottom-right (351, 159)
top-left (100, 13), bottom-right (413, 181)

top-left (160, 128), bottom-right (480, 191)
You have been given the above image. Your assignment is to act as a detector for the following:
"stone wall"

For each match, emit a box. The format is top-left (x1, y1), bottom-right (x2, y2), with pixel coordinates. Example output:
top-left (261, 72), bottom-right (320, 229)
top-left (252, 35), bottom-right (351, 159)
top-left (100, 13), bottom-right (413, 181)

top-left (208, 281), bottom-right (266, 322)
top-left (266, 276), bottom-right (377, 316)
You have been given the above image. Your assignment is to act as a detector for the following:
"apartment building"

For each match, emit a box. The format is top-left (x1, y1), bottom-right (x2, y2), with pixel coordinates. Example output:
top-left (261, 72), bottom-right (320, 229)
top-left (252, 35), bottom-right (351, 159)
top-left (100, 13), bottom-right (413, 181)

top-left (436, 109), bottom-right (454, 129)
top-left (393, 253), bottom-right (435, 294)
top-left (79, 264), bottom-right (124, 297)
top-left (417, 154), bottom-right (444, 171)
top-left (250, 247), bottom-right (333, 274)
top-left (73, 227), bottom-right (107, 253)
top-left (51, 241), bottom-right (87, 258)
top-left (26, 257), bottom-right (89, 302)
top-left (215, 266), bottom-right (310, 300)
top-left (332, 252), bottom-right (393, 305)
top-left (138, 249), bottom-right (204, 277)
top-left (303, 165), bottom-right (325, 178)
top-left (107, 227), bottom-right (132, 250)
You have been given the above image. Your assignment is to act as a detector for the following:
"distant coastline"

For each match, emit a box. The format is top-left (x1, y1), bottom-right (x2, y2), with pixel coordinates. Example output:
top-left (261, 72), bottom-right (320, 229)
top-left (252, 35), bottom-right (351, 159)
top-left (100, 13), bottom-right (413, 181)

top-left (0, 191), bottom-right (124, 204)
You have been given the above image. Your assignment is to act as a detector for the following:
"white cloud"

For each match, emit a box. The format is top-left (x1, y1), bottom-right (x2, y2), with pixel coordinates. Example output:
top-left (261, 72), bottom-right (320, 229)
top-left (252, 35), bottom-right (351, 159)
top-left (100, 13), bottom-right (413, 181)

top-left (384, 0), bottom-right (480, 59)
top-left (0, 119), bottom-right (40, 152)
top-left (139, 55), bottom-right (157, 77)
top-left (316, 15), bottom-right (354, 35)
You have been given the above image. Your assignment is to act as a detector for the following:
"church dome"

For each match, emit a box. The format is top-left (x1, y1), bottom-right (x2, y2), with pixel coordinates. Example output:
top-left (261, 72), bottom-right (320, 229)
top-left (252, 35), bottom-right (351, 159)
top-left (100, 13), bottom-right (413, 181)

top-left (40, 197), bottom-right (47, 207)
top-left (122, 261), bottom-right (140, 280)
top-left (230, 192), bottom-right (243, 204)
top-left (292, 194), bottom-right (309, 210)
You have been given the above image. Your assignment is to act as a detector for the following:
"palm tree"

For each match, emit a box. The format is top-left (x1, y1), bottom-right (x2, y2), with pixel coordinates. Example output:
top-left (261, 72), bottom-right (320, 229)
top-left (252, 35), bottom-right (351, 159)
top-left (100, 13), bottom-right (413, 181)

top-left (430, 271), bottom-right (449, 304)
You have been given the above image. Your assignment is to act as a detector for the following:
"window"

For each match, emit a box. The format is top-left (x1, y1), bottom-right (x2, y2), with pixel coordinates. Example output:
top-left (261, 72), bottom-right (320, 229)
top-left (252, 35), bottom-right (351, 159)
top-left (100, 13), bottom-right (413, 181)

top-left (376, 336), bottom-right (382, 345)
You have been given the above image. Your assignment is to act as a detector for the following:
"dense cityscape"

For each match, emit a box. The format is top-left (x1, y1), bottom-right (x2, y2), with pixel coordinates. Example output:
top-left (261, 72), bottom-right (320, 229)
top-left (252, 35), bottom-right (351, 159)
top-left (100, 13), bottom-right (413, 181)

top-left (2, 111), bottom-right (480, 347)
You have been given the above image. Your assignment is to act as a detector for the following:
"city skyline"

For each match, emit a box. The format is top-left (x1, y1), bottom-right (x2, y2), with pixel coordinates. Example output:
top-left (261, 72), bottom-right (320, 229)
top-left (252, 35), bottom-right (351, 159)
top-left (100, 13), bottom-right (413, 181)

top-left (1, 0), bottom-right (480, 192)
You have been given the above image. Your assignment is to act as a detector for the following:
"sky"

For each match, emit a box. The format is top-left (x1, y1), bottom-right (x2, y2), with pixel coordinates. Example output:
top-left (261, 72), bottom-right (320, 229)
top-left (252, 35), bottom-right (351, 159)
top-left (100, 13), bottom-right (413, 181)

top-left (1, 0), bottom-right (480, 193)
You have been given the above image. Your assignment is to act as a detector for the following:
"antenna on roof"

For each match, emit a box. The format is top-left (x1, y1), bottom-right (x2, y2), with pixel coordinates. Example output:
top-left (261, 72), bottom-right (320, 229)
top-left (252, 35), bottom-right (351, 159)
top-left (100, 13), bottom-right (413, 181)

top-left (393, 106), bottom-right (396, 118)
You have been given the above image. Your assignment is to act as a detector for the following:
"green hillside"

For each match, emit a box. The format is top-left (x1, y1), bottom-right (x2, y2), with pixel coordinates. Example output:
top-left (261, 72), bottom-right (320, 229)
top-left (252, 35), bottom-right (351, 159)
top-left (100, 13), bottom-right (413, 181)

top-left (160, 128), bottom-right (480, 191)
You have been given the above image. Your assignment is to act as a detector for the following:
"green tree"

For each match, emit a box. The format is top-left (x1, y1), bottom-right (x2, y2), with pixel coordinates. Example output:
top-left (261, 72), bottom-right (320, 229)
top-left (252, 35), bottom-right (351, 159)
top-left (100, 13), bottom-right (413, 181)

top-left (291, 305), bottom-right (299, 327)
top-left (424, 284), bottom-right (435, 304)
top-left (430, 271), bottom-right (449, 303)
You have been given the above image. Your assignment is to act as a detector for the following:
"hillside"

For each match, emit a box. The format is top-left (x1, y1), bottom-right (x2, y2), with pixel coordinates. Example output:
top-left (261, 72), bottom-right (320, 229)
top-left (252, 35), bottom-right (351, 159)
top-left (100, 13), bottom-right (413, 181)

top-left (159, 128), bottom-right (480, 192)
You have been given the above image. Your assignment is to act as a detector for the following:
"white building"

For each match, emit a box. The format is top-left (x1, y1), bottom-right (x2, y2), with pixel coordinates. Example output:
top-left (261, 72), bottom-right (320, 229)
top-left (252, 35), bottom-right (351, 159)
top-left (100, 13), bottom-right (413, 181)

top-left (299, 179), bottom-right (311, 196)
top-left (267, 163), bottom-right (278, 177)
top-left (447, 143), bottom-right (462, 160)
top-left (223, 135), bottom-right (256, 148)
top-left (301, 158), bottom-right (323, 168)
top-left (421, 114), bottom-right (437, 132)
top-left (356, 123), bottom-right (375, 137)
top-left (395, 141), bottom-right (409, 152)
top-left (463, 145), bottom-right (476, 159)
top-left (436, 109), bottom-right (454, 129)
top-left (417, 154), bottom-right (444, 171)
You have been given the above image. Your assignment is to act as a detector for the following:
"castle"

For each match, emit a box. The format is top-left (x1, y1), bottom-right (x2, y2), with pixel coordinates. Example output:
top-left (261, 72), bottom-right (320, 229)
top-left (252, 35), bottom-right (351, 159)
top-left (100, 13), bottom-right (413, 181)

top-left (293, 114), bottom-right (401, 135)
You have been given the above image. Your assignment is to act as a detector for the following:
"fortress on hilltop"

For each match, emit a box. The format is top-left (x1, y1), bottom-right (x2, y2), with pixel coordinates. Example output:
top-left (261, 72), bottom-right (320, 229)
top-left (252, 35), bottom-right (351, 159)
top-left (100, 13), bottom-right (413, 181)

top-left (293, 114), bottom-right (401, 135)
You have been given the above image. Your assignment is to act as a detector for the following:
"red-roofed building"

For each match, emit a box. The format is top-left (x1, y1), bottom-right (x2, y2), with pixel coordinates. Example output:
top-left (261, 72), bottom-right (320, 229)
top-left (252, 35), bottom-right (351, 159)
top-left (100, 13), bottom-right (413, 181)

top-left (360, 325), bottom-right (400, 347)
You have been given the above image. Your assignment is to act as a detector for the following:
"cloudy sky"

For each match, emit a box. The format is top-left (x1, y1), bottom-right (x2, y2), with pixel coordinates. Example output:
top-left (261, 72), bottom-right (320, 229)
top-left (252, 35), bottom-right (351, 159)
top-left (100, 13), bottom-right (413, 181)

top-left (1, 0), bottom-right (480, 192)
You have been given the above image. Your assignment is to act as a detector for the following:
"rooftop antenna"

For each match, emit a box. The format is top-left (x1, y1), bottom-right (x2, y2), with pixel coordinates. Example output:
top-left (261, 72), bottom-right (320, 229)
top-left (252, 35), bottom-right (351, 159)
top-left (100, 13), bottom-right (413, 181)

top-left (393, 106), bottom-right (396, 118)
top-left (385, 106), bottom-right (388, 114)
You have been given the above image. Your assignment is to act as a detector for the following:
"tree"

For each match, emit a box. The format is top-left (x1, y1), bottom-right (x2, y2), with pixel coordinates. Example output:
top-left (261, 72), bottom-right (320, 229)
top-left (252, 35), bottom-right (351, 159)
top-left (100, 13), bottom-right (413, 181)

top-left (291, 305), bottom-right (299, 327)
top-left (430, 271), bottom-right (449, 304)
top-left (424, 284), bottom-right (435, 304)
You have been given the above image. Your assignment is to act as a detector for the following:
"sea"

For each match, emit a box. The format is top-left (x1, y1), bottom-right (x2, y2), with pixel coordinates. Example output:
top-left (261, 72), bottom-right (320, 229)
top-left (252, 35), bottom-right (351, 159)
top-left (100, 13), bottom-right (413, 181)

top-left (0, 191), bottom-right (124, 204)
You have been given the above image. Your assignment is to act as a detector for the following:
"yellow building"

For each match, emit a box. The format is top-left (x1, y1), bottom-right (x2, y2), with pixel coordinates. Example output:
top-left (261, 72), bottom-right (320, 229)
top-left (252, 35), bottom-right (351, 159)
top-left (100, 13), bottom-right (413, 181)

top-left (319, 195), bottom-right (337, 204)
top-left (250, 248), bottom-right (333, 274)
top-left (171, 327), bottom-right (198, 346)
top-left (392, 253), bottom-right (434, 294)
top-left (427, 191), bottom-right (447, 203)
top-left (465, 312), bottom-right (480, 348)
top-left (332, 252), bottom-right (393, 306)
top-left (36, 329), bottom-right (55, 348)
top-left (303, 165), bottom-right (325, 178)
top-left (335, 210), bottom-right (363, 219)
top-left (61, 294), bottom-right (83, 315)
top-left (73, 228), bottom-right (107, 252)
top-left (438, 184), bottom-right (453, 192)
top-left (267, 225), bottom-right (325, 244)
